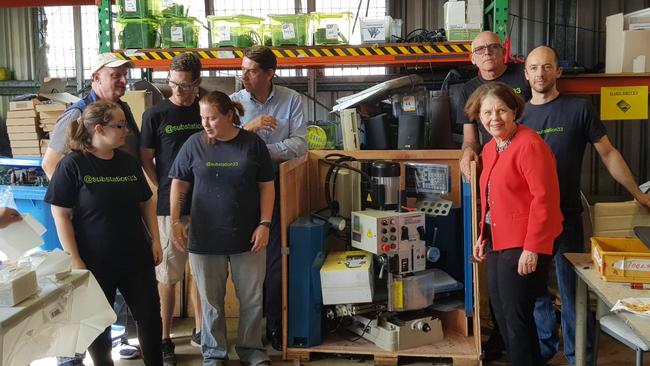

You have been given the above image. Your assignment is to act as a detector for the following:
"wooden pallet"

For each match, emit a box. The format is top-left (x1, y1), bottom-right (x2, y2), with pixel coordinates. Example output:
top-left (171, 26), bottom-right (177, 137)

top-left (285, 332), bottom-right (480, 366)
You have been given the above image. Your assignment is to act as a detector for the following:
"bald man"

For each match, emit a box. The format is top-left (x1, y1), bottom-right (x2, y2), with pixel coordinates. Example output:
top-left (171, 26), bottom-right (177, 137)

top-left (521, 45), bottom-right (650, 365)
top-left (458, 31), bottom-right (531, 179)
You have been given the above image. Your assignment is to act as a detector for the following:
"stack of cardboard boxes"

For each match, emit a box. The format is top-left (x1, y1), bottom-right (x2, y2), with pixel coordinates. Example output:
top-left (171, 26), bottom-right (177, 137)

top-left (6, 99), bottom-right (66, 157)
top-left (6, 100), bottom-right (41, 157)
top-left (36, 102), bottom-right (66, 154)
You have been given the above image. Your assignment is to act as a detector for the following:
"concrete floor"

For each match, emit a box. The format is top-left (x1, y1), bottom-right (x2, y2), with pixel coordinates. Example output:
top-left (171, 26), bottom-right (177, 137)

top-left (32, 316), bottom-right (649, 365)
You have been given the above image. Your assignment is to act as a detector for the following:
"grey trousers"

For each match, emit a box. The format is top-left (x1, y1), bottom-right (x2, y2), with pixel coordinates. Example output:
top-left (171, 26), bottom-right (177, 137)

top-left (190, 250), bottom-right (269, 366)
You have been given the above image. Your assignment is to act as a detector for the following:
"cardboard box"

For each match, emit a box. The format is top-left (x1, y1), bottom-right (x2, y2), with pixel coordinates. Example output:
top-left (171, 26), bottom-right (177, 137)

top-left (592, 200), bottom-right (650, 237)
top-left (9, 100), bottom-right (36, 111)
top-left (6, 118), bottom-right (37, 127)
top-left (0, 269), bottom-right (38, 306)
top-left (40, 118), bottom-right (58, 126)
top-left (39, 111), bottom-right (63, 119)
top-left (11, 139), bottom-right (40, 148)
top-left (606, 8), bottom-right (650, 73)
top-left (320, 251), bottom-right (374, 305)
top-left (35, 103), bottom-right (66, 113)
top-left (7, 125), bottom-right (37, 133)
top-left (121, 90), bottom-right (153, 129)
top-left (9, 132), bottom-right (39, 141)
top-left (7, 109), bottom-right (37, 119)
top-left (11, 147), bottom-right (41, 156)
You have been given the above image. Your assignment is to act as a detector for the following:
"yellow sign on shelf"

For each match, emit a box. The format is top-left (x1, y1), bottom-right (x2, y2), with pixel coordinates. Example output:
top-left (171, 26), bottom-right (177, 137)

top-left (600, 86), bottom-right (648, 120)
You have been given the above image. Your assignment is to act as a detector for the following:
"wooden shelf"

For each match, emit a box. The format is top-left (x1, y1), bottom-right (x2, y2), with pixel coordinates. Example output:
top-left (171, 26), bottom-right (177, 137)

top-left (113, 42), bottom-right (473, 71)
top-left (557, 73), bottom-right (650, 95)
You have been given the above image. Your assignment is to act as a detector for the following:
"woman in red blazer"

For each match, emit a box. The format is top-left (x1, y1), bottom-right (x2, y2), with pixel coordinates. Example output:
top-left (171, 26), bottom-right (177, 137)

top-left (465, 82), bottom-right (563, 366)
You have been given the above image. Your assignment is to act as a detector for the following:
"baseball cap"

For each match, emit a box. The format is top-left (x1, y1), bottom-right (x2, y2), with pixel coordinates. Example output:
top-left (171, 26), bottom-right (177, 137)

top-left (90, 53), bottom-right (134, 75)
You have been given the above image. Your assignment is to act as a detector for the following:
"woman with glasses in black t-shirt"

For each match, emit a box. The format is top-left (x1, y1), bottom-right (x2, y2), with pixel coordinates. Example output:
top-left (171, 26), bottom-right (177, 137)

top-left (45, 100), bottom-right (163, 366)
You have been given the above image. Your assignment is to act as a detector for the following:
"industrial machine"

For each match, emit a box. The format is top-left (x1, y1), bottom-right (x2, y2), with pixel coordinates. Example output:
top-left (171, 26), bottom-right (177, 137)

top-left (288, 155), bottom-right (462, 352)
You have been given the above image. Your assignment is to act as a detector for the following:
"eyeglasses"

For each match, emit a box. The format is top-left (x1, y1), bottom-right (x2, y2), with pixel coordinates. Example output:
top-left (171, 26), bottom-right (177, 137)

top-left (473, 43), bottom-right (503, 55)
top-left (168, 79), bottom-right (197, 91)
top-left (105, 123), bottom-right (128, 130)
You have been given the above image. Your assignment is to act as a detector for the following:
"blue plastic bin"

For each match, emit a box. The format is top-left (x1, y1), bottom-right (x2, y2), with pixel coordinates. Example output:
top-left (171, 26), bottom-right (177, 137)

top-left (0, 157), bottom-right (62, 251)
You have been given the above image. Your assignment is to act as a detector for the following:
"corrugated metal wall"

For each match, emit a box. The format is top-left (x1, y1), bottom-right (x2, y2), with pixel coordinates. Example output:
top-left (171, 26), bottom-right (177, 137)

top-left (0, 7), bottom-right (48, 117)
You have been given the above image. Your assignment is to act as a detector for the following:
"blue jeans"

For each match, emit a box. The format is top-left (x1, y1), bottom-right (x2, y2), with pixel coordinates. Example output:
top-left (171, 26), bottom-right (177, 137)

top-left (534, 213), bottom-right (594, 364)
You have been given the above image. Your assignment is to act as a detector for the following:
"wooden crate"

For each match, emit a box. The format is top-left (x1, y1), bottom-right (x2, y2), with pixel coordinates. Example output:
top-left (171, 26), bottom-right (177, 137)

top-left (279, 150), bottom-right (481, 364)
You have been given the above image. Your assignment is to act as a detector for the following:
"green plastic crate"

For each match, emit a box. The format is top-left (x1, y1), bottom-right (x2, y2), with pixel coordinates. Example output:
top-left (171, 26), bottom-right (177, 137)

top-left (116, 18), bottom-right (159, 49)
top-left (269, 14), bottom-right (310, 46)
top-left (311, 12), bottom-right (352, 45)
top-left (160, 17), bottom-right (199, 48)
top-left (159, 0), bottom-right (187, 17)
top-left (208, 15), bottom-right (264, 47)
top-left (117, 0), bottom-right (157, 19)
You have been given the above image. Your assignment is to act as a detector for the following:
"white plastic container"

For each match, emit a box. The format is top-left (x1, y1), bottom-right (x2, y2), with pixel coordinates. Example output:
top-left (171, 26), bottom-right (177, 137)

top-left (360, 16), bottom-right (393, 44)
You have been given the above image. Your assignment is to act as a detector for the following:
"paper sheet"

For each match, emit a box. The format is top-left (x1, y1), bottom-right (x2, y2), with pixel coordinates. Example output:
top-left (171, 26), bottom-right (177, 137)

top-left (0, 214), bottom-right (46, 259)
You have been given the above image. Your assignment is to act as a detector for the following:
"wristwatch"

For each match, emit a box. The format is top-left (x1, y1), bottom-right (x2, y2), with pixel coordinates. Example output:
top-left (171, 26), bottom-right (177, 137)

top-left (259, 220), bottom-right (272, 228)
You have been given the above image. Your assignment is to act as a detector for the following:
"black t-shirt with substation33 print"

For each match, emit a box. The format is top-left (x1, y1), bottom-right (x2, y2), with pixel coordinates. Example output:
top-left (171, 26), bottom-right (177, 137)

top-left (45, 150), bottom-right (153, 274)
top-left (169, 129), bottom-right (274, 255)
top-left (141, 98), bottom-right (203, 216)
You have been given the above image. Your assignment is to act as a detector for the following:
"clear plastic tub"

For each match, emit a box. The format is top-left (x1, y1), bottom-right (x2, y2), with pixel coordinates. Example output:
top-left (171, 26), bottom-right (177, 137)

top-left (116, 0), bottom-right (158, 19)
top-left (116, 18), bottom-right (159, 49)
top-left (159, 17), bottom-right (199, 48)
top-left (360, 16), bottom-right (393, 44)
top-left (311, 12), bottom-right (352, 45)
top-left (208, 15), bottom-right (264, 48)
top-left (269, 13), bottom-right (311, 46)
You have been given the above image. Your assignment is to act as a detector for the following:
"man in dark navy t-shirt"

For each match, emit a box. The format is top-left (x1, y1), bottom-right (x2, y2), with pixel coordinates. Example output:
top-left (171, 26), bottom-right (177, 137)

top-left (458, 31), bottom-right (531, 179)
top-left (520, 45), bottom-right (650, 365)
top-left (140, 52), bottom-right (204, 365)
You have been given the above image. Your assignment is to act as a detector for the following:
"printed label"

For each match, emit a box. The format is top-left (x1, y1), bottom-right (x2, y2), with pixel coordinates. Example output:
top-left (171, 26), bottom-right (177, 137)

top-left (217, 26), bottom-right (230, 41)
top-left (282, 23), bottom-right (296, 39)
top-left (402, 95), bottom-right (416, 112)
top-left (592, 247), bottom-right (603, 270)
top-left (613, 259), bottom-right (650, 272)
top-left (124, 0), bottom-right (137, 12)
top-left (326, 24), bottom-right (339, 39)
top-left (361, 22), bottom-right (386, 41)
top-left (171, 26), bottom-right (184, 42)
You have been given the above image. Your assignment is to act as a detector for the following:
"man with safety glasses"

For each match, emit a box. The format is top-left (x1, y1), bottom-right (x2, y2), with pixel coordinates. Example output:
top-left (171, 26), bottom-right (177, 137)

top-left (140, 52), bottom-right (204, 366)
top-left (457, 31), bottom-right (531, 180)
top-left (455, 31), bottom-right (532, 363)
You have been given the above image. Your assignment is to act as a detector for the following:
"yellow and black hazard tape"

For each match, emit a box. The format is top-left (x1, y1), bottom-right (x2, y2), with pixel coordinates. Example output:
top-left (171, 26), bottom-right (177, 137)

top-left (114, 43), bottom-right (472, 61)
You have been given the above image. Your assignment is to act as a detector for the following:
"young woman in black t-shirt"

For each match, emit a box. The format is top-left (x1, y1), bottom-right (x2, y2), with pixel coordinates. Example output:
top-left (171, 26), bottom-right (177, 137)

top-left (169, 91), bottom-right (274, 365)
top-left (45, 100), bottom-right (163, 366)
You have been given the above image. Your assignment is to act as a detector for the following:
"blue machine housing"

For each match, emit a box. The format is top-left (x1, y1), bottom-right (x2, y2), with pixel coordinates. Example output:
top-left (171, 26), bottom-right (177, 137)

top-left (288, 215), bottom-right (327, 347)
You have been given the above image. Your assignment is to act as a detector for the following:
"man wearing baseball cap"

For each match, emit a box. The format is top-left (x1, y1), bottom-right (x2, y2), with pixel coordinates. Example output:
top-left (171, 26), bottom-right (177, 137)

top-left (42, 52), bottom-right (140, 178)
top-left (42, 52), bottom-right (146, 366)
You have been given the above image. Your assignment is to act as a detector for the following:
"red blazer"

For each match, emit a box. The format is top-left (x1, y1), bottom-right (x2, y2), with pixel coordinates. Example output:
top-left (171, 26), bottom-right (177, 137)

top-left (479, 124), bottom-right (563, 255)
